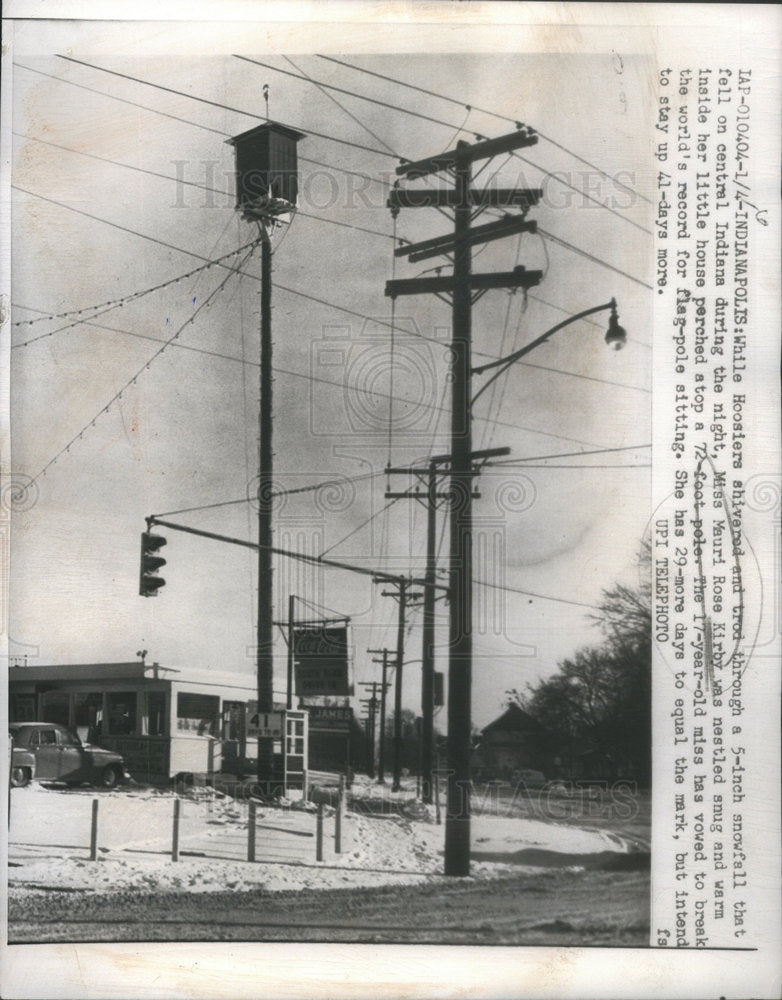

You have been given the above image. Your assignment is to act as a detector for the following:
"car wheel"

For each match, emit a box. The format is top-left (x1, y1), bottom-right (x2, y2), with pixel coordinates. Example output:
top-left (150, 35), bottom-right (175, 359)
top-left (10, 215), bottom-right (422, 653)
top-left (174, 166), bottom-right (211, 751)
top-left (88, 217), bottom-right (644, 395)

top-left (10, 766), bottom-right (31, 788)
top-left (99, 765), bottom-right (121, 789)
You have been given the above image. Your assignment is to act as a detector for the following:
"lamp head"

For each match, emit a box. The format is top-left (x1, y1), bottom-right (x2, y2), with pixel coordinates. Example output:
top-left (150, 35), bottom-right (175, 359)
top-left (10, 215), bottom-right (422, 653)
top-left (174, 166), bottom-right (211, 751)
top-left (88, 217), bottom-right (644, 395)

top-left (605, 299), bottom-right (626, 351)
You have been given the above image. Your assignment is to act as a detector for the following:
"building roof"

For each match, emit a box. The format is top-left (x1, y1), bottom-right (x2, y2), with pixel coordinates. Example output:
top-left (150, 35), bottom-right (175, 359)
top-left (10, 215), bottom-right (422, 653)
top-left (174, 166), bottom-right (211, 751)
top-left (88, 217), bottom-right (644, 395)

top-left (482, 703), bottom-right (544, 738)
top-left (8, 661), bottom-right (173, 683)
top-left (8, 662), bottom-right (256, 694)
top-left (227, 121), bottom-right (306, 146)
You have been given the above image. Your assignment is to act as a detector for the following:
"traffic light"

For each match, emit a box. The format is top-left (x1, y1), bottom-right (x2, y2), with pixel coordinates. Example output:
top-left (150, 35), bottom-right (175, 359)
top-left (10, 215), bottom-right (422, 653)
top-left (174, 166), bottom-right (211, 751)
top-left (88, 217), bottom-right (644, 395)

top-left (139, 531), bottom-right (167, 597)
top-left (434, 671), bottom-right (444, 707)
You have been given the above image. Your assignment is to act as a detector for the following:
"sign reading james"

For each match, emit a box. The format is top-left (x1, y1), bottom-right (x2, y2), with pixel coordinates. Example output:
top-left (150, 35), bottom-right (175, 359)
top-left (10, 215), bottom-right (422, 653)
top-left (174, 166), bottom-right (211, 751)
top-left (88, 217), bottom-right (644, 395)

top-left (306, 705), bottom-right (353, 732)
top-left (293, 625), bottom-right (350, 696)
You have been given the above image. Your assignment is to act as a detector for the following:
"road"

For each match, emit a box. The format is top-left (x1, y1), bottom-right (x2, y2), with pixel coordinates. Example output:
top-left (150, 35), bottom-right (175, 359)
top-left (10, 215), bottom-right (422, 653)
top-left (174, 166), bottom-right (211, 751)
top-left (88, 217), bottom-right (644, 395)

top-left (9, 866), bottom-right (649, 945)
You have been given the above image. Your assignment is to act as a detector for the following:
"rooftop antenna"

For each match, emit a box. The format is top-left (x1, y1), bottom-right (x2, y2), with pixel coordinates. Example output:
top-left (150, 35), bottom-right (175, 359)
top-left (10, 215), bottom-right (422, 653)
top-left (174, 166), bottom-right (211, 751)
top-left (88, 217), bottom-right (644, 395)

top-left (263, 83), bottom-right (269, 119)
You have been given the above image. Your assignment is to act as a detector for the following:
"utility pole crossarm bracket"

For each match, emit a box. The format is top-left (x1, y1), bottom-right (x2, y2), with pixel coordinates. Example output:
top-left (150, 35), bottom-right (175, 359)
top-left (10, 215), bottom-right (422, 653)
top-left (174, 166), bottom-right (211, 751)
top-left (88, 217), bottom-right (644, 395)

top-left (396, 216), bottom-right (537, 263)
top-left (396, 128), bottom-right (538, 178)
top-left (387, 188), bottom-right (542, 210)
top-left (386, 266), bottom-right (543, 299)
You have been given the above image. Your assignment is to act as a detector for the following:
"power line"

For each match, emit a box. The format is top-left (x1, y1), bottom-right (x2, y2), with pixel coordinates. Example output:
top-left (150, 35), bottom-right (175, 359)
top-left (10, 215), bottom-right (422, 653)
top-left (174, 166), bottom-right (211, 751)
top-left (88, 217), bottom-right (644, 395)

top-left (236, 55), bottom-right (457, 131)
top-left (14, 62), bottom-right (393, 189)
top-left (319, 495), bottom-right (403, 558)
top-left (12, 184), bottom-right (236, 266)
top-left (13, 299), bottom-right (637, 452)
top-left (56, 55), bottom-right (398, 160)
top-left (506, 357), bottom-right (651, 394)
top-left (472, 577), bottom-right (602, 611)
top-left (487, 463), bottom-right (651, 469)
top-left (11, 238), bottom-right (258, 348)
top-left (152, 471), bottom-right (382, 518)
top-left (316, 54), bottom-right (653, 205)
top-left (511, 151), bottom-right (653, 236)
top-left (12, 304), bottom-right (260, 367)
top-left (28, 61), bottom-right (652, 289)
top-left (538, 227), bottom-right (653, 290)
top-left (486, 443), bottom-right (650, 464)
top-left (284, 55), bottom-right (397, 158)
top-left (18, 67), bottom-right (651, 297)
top-left (14, 131), bottom-right (399, 245)
top-left (12, 187), bottom-right (646, 448)
top-left (238, 57), bottom-right (652, 237)
top-left (20, 59), bottom-right (651, 294)
top-left (22, 241), bottom-right (259, 490)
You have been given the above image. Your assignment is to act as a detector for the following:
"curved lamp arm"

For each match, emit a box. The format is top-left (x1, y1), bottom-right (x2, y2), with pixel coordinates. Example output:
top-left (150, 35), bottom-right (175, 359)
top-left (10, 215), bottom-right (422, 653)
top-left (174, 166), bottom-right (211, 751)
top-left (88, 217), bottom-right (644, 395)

top-left (471, 298), bottom-right (624, 406)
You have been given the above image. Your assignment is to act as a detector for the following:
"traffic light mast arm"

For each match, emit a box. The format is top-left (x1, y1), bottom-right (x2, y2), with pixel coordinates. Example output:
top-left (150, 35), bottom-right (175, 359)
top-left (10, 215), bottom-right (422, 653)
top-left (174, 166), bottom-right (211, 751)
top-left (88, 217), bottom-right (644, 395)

top-left (145, 517), bottom-right (449, 592)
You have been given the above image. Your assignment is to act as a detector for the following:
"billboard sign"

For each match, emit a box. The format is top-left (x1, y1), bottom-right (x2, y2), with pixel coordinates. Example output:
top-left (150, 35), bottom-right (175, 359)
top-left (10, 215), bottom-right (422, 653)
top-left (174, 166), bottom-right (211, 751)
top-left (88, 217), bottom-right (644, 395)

top-left (293, 624), bottom-right (350, 696)
top-left (306, 705), bottom-right (353, 732)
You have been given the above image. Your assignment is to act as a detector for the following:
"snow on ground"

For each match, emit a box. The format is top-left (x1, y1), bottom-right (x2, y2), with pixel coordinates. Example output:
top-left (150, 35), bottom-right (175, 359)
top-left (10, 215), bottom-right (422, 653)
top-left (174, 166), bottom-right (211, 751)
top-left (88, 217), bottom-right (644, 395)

top-left (7, 777), bottom-right (632, 896)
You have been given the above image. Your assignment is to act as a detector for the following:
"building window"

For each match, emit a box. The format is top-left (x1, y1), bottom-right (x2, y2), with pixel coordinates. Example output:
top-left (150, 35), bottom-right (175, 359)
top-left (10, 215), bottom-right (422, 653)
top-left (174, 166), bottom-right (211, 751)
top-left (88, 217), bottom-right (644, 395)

top-left (222, 701), bottom-right (245, 740)
top-left (286, 717), bottom-right (305, 755)
top-left (107, 692), bottom-right (137, 734)
top-left (41, 690), bottom-right (70, 726)
top-left (145, 691), bottom-right (167, 736)
top-left (12, 694), bottom-right (36, 722)
top-left (176, 693), bottom-right (219, 736)
top-left (74, 692), bottom-right (104, 743)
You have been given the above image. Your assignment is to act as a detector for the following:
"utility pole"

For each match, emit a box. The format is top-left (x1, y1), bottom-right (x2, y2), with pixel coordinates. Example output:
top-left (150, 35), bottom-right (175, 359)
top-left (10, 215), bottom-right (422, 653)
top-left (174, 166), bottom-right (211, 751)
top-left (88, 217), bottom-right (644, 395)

top-left (358, 681), bottom-right (379, 778)
top-left (375, 577), bottom-right (422, 792)
top-left (256, 232), bottom-right (275, 794)
top-left (385, 445), bottom-right (509, 804)
top-left (367, 648), bottom-right (392, 783)
top-left (386, 127), bottom-right (543, 876)
top-left (286, 594), bottom-right (295, 710)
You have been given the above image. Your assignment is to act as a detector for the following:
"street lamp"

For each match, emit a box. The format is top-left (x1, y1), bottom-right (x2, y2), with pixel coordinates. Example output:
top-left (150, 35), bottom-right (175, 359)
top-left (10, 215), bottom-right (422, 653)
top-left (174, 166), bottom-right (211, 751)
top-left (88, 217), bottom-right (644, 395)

top-left (472, 298), bottom-right (626, 404)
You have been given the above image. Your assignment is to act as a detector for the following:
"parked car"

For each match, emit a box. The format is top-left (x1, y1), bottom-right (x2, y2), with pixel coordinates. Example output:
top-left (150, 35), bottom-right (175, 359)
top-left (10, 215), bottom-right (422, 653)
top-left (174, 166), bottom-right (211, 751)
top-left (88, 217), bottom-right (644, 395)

top-left (10, 744), bottom-right (36, 788)
top-left (9, 722), bottom-right (130, 789)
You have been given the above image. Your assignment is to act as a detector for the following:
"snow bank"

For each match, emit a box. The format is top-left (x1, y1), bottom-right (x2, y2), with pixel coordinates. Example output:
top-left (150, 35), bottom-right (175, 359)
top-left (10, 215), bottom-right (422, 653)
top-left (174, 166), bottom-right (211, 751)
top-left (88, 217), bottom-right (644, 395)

top-left (7, 779), bottom-right (632, 896)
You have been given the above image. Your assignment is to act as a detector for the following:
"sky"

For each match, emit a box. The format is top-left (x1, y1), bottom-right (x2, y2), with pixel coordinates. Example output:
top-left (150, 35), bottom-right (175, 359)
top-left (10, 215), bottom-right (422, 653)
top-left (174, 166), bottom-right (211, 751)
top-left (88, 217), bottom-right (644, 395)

top-left (7, 24), bottom-right (654, 727)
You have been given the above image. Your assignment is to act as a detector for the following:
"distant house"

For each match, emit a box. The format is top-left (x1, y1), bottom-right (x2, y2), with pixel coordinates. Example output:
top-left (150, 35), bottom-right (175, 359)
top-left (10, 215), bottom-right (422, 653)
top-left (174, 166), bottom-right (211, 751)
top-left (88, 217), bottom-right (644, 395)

top-left (475, 704), bottom-right (553, 780)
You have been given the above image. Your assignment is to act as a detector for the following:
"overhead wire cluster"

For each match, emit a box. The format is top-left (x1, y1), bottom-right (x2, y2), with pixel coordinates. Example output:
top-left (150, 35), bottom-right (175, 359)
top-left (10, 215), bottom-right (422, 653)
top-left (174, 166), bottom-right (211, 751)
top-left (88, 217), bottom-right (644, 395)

top-left (13, 51), bottom-right (652, 617)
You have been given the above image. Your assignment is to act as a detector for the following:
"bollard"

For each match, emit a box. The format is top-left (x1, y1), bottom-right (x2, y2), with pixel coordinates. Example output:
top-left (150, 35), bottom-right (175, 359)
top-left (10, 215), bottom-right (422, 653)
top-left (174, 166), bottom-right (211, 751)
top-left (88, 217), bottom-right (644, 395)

top-left (248, 800), bottom-right (256, 863)
top-left (172, 797), bottom-right (181, 862)
top-left (316, 801), bottom-right (324, 862)
top-left (89, 799), bottom-right (99, 861)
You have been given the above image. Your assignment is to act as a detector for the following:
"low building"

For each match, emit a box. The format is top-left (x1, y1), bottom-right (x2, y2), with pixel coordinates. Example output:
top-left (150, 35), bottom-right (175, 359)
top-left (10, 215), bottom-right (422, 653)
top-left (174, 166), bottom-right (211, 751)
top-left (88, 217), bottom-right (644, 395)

top-left (8, 660), bottom-right (307, 790)
top-left (475, 704), bottom-right (553, 781)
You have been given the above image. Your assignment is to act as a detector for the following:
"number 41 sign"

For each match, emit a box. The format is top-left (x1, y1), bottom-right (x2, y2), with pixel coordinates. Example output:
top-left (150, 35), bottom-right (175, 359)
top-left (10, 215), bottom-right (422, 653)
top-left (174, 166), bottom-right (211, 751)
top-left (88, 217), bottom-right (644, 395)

top-left (246, 707), bottom-right (283, 738)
